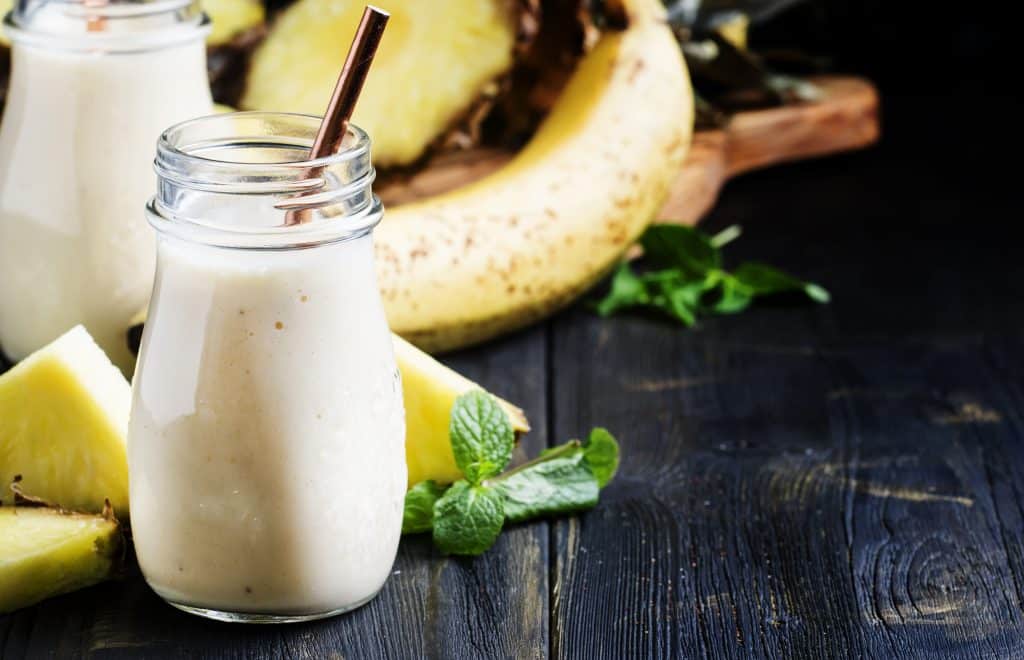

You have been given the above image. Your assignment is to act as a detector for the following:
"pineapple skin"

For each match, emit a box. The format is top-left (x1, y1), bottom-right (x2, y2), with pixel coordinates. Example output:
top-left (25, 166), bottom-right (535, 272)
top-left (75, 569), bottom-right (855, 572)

top-left (0, 507), bottom-right (121, 613)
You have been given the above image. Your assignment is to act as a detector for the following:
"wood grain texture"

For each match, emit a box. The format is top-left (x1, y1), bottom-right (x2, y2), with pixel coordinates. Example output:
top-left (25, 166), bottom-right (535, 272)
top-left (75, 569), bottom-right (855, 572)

top-left (544, 100), bottom-right (1024, 657)
top-left (0, 328), bottom-right (550, 660)
top-left (3, 82), bottom-right (1022, 660)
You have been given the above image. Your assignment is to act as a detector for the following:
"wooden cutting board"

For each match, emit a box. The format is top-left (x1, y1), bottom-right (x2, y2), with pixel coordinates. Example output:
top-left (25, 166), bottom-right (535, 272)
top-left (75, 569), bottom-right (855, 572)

top-left (378, 75), bottom-right (880, 225)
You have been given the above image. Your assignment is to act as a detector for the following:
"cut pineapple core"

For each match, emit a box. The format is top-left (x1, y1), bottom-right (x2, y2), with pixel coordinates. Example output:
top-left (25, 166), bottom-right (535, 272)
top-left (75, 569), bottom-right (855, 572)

top-left (0, 507), bottom-right (121, 613)
top-left (0, 326), bottom-right (130, 515)
top-left (241, 0), bottom-right (519, 166)
top-left (394, 334), bottom-right (529, 486)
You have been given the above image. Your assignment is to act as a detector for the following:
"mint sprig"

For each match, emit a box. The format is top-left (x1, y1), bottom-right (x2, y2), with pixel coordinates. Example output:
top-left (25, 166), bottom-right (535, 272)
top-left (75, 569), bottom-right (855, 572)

top-left (402, 392), bottom-right (620, 556)
top-left (432, 482), bottom-right (505, 555)
top-left (449, 390), bottom-right (513, 483)
top-left (595, 224), bottom-right (829, 326)
top-left (402, 481), bottom-right (446, 534)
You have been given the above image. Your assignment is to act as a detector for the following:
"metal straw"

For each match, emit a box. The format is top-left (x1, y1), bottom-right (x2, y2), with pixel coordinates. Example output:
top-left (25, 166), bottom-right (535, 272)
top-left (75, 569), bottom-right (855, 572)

top-left (285, 5), bottom-right (389, 224)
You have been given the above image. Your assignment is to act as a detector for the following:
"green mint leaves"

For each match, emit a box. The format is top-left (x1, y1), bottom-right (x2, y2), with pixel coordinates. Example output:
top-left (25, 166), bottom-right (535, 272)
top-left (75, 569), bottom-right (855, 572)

top-left (580, 427), bottom-right (619, 488)
top-left (449, 390), bottom-right (514, 483)
top-left (595, 224), bottom-right (829, 326)
top-left (402, 393), bottom-right (620, 556)
top-left (432, 482), bottom-right (505, 555)
top-left (402, 480), bottom-right (447, 534)
top-left (495, 448), bottom-right (599, 523)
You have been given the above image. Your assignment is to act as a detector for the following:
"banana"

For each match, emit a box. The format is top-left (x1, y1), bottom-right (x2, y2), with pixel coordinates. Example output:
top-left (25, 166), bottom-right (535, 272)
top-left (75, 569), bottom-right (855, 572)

top-left (377, 0), bottom-right (693, 353)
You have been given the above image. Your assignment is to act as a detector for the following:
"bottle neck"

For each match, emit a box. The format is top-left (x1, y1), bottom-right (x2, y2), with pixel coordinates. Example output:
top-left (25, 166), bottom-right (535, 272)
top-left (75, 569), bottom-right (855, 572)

top-left (3, 0), bottom-right (208, 53)
top-left (149, 112), bottom-right (381, 251)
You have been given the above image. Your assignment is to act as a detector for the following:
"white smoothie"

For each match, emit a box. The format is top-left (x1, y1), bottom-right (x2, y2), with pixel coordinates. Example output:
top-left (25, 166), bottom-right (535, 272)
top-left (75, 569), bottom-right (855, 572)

top-left (0, 31), bottom-right (212, 371)
top-left (129, 231), bottom-right (407, 615)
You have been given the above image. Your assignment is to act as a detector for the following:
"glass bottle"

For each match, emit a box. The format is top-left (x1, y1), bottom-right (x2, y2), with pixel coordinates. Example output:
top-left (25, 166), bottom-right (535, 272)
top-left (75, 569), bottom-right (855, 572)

top-left (129, 112), bottom-right (406, 623)
top-left (0, 0), bottom-right (213, 371)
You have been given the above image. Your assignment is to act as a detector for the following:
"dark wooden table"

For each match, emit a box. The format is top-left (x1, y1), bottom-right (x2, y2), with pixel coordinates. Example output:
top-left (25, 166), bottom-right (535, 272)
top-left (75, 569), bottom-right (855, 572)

top-left (3, 88), bottom-right (1022, 658)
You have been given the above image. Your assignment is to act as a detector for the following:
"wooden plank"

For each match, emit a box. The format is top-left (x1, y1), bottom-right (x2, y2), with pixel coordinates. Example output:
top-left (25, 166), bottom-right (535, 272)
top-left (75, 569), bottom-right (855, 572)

top-left (545, 117), bottom-right (1024, 658)
top-left (0, 326), bottom-right (550, 659)
top-left (546, 315), bottom-right (1024, 659)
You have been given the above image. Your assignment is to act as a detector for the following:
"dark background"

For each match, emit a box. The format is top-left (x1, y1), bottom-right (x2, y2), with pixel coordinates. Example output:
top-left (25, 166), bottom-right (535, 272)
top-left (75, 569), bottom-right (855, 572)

top-left (5, 2), bottom-right (1024, 658)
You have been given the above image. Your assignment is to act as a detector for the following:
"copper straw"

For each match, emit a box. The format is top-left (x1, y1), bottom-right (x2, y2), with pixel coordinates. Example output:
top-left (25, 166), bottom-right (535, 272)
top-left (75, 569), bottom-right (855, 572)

top-left (285, 5), bottom-right (389, 225)
top-left (84, 0), bottom-right (108, 32)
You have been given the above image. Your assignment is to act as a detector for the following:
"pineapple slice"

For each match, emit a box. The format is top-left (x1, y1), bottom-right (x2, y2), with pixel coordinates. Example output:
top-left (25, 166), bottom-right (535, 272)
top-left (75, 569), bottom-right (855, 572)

top-left (393, 334), bottom-right (529, 486)
top-left (0, 507), bottom-right (121, 613)
top-left (241, 0), bottom-right (520, 167)
top-left (204, 0), bottom-right (265, 47)
top-left (0, 326), bottom-right (130, 515)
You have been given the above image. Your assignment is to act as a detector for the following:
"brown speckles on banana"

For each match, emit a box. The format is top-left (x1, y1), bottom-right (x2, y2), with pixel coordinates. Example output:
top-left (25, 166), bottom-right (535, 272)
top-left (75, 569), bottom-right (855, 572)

top-left (377, 0), bottom-right (692, 353)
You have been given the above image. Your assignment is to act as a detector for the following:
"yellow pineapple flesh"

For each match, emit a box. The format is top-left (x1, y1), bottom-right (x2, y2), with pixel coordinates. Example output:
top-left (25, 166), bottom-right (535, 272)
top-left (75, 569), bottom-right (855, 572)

top-left (0, 507), bottom-right (121, 613)
top-left (241, 0), bottom-right (520, 167)
top-left (393, 334), bottom-right (529, 486)
top-left (0, 326), bottom-right (130, 515)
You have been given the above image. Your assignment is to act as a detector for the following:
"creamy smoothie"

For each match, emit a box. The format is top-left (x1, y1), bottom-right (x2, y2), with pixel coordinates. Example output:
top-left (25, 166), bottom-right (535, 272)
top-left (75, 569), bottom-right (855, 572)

top-left (0, 4), bottom-right (212, 371)
top-left (130, 236), bottom-right (406, 615)
top-left (129, 115), bottom-right (405, 620)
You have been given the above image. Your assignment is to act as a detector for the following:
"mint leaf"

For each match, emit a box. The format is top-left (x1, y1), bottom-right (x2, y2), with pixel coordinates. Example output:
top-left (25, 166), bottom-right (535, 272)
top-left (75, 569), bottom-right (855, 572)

top-left (594, 262), bottom-right (648, 316)
top-left (594, 225), bottom-right (829, 329)
top-left (432, 481), bottom-right (505, 556)
top-left (449, 391), bottom-right (514, 484)
top-left (733, 262), bottom-right (831, 303)
top-left (582, 428), bottom-right (619, 488)
top-left (654, 274), bottom-right (706, 326)
top-left (402, 480), bottom-right (447, 534)
top-left (495, 451), bottom-right (599, 523)
top-left (708, 273), bottom-right (754, 314)
top-left (641, 224), bottom-right (721, 275)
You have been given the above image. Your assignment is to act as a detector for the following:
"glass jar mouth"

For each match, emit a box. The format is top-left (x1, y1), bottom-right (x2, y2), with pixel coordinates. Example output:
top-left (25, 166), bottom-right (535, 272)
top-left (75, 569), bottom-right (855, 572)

top-left (149, 111), bottom-right (381, 251)
top-left (155, 111), bottom-right (373, 189)
top-left (3, 0), bottom-right (209, 53)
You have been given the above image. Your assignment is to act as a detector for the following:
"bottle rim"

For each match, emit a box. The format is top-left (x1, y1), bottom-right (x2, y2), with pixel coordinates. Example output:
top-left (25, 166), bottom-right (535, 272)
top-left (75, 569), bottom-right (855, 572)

top-left (3, 0), bottom-right (209, 53)
top-left (148, 111), bottom-right (382, 251)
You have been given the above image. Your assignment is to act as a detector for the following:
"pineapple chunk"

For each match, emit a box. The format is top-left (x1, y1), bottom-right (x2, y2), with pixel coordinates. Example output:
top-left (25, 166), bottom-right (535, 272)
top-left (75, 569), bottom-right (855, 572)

top-left (0, 326), bottom-right (130, 515)
top-left (204, 0), bottom-right (265, 47)
top-left (393, 334), bottom-right (529, 486)
top-left (241, 0), bottom-right (519, 166)
top-left (0, 507), bottom-right (121, 613)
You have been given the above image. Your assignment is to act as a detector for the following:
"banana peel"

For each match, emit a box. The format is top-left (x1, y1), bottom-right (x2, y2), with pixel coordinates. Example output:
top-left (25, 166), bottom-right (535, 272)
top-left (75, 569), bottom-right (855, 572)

top-left (377, 0), bottom-right (693, 353)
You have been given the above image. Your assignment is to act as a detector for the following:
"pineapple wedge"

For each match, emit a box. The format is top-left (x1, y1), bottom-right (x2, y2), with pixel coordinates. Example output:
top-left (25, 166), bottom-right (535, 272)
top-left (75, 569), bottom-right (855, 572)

top-left (0, 326), bottom-right (130, 515)
top-left (393, 334), bottom-right (529, 486)
top-left (241, 0), bottom-right (519, 167)
top-left (0, 507), bottom-right (121, 613)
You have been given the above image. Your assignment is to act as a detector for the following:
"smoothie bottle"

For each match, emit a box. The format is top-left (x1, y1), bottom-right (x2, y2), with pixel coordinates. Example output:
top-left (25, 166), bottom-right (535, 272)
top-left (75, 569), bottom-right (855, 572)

top-left (0, 0), bottom-right (213, 371)
top-left (129, 113), bottom-right (406, 622)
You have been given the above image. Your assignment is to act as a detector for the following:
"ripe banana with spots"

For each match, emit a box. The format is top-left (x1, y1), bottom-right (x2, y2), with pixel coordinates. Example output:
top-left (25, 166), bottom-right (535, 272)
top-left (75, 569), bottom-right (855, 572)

top-left (376, 0), bottom-right (693, 353)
